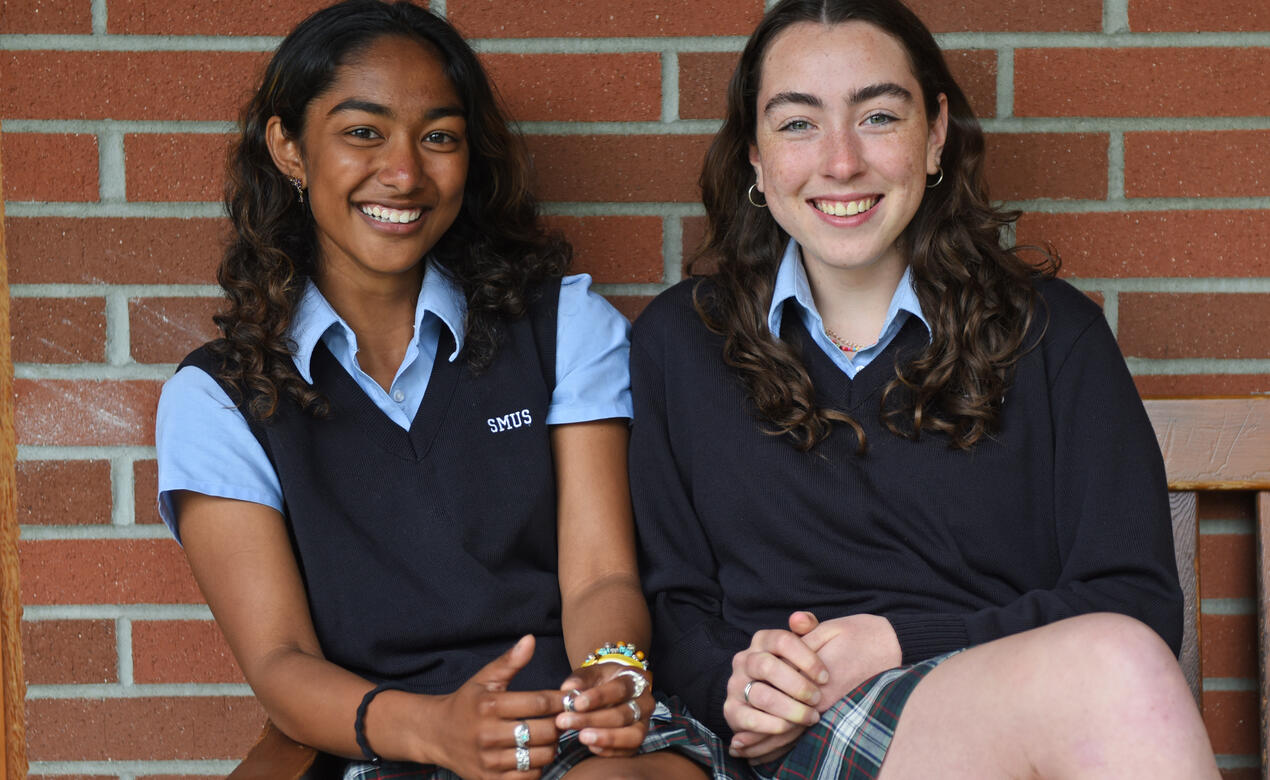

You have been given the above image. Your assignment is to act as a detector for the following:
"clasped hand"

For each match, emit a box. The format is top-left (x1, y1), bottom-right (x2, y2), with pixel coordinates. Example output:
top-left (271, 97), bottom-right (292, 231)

top-left (724, 611), bottom-right (902, 763)
top-left (555, 661), bottom-right (654, 757)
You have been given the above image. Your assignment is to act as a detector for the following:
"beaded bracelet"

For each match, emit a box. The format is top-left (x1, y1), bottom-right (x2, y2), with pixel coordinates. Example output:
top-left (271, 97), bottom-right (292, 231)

top-left (355, 683), bottom-right (400, 763)
top-left (580, 641), bottom-right (648, 670)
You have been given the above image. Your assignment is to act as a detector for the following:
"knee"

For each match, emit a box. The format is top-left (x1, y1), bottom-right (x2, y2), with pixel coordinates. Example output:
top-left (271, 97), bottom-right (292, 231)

top-left (1050, 613), bottom-right (1186, 698)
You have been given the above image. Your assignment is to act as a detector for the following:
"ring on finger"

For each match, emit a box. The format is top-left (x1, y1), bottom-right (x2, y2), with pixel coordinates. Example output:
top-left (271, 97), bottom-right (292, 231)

top-left (513, 721), bottom-right (530, 748)
top-left (743, 680), bottom-right (756, 706)
top-left (515, 745), bottom-right (531, 772)
top-left (563, 689), bottom-right (581, 712)
top-left (627, 698), bottom-right (642, 723)
top-left (614, 668), bottom-right (648, 699)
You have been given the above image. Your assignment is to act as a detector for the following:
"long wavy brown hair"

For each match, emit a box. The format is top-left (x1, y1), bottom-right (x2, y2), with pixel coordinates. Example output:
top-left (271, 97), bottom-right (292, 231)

top-left (693, 0), bottom-right (1056, 452)
top-left (211, 0), bottom-right (569, 420)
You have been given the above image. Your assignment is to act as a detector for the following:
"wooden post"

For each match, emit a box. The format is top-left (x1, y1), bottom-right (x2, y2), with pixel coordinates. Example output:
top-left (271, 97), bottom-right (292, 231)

top-left (0, 121), bottom-right (29, 779)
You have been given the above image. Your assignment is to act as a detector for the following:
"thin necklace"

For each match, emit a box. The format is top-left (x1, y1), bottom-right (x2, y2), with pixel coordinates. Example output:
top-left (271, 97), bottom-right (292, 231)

top-left (824, 326), bottom-right (868, 353)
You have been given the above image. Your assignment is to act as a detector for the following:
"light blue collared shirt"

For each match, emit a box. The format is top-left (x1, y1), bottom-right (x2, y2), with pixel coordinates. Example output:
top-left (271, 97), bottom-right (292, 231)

top-left (156, 266), bottom-right (631, 538)
top-left (767, 240), bottom-right (929, 378)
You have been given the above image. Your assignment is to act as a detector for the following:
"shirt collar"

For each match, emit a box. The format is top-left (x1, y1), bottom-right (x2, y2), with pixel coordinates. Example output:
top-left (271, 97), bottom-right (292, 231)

top-left (766, 238), bottom-right (929, 339)
top-left (289, 259), bottom-right (468, 383)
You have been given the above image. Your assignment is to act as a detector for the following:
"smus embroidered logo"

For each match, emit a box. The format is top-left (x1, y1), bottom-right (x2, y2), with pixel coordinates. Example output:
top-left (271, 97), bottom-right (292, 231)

top-left (487, 408), bottom-right (533, 433)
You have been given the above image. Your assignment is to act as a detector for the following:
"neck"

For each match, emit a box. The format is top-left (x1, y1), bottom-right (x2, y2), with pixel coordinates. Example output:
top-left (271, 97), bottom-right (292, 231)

top-left (315, 264), bottom-right (425, 391)
top-left (801, 251), bottom-right (907, 347)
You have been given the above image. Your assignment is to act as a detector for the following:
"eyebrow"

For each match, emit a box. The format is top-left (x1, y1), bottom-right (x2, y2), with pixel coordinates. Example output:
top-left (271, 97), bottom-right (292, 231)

top-left (327, 99), bottom-right (464, 121)
top-left (762, 82), bottom-right (914, 115)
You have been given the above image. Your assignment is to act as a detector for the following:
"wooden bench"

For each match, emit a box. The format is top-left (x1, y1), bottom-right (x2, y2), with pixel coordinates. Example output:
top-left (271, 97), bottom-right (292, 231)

top-left (228, 395), bottom-right (1270, 778)
top-left (1145, 396), bottom-right (1269, 773)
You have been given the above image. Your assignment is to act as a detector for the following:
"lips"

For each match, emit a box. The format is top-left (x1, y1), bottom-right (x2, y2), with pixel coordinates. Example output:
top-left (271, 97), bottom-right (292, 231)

top-left (358, 203), bottom-right (424, 224)
top-left (812, 196), bottom-right (879, 217)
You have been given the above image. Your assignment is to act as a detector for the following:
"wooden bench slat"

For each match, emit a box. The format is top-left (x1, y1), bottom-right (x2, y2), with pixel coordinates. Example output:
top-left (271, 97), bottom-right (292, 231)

top-left (1171, 491), bottom-right (1201, 705)
top-left (1145, 398), bottom-right (1270, 490)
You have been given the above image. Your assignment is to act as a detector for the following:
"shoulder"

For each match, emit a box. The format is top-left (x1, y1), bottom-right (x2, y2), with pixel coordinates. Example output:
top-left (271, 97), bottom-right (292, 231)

top-left (558, 273), bottom-right (627, 328)
top-left (631, 278), bottom-right (715, 351)
top-left (1032, 276), bottom-right (1107, 351)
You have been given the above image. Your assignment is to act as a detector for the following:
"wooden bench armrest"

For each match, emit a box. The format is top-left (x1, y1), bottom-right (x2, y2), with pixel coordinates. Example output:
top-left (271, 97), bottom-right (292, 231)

top-left (228, 720), bottom-right (318, 780)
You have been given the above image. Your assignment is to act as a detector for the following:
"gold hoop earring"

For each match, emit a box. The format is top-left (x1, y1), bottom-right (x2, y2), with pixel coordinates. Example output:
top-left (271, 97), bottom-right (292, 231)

top-left (747, 183), bottom-right (767, 208)
top-left (926, 166), bottom-right (944, 189)
top-left (288, 176), bottom-right (306, 204)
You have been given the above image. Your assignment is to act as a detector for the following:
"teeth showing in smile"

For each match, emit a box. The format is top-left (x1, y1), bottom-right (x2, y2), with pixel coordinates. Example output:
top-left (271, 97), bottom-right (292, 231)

top-left (360, 204), bottom-right (424, 224)
top-left (814, 197), bottom-right (878, 217)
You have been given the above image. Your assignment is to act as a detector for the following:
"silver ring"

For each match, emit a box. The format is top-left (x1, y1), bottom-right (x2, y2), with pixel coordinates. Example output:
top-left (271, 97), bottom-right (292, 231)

top-left (562, 689), bottom-right (581, 712)
top-left (743, 680), bottom-right (756, 706)
top-left (627, 698), bottom-right (642, 723)
top-left (513, 721), bottom-right (530, 748)
top-left (614, 668), bottom-right (648, 698)
top-left (515, 745), bottom-right (530, 772)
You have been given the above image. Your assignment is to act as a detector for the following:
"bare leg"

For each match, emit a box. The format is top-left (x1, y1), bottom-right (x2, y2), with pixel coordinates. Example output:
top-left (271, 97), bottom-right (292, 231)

top-left (877, 613), bottom-right (1217, 779)
top-left (564, 751), bottom-right (709, 780)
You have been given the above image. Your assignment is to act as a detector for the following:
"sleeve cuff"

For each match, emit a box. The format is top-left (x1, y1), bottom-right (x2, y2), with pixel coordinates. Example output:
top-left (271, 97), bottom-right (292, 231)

top-left (887, 614), bottom-right (970, 665)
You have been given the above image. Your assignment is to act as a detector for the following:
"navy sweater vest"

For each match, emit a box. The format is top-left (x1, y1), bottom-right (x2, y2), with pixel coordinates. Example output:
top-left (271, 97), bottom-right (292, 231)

top-left (180, 280), bottom-right (570, 694)
top-left (630, 276), bottom-right (1182, 739)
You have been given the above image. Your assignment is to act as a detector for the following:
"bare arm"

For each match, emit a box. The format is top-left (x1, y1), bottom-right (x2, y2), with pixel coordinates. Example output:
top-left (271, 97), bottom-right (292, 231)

top-left (550, 420), bottom-right (654, 755)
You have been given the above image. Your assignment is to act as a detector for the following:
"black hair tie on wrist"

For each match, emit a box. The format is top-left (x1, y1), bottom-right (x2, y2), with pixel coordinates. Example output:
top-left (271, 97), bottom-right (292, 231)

top-left (355, 683), bottom-right (400, 763)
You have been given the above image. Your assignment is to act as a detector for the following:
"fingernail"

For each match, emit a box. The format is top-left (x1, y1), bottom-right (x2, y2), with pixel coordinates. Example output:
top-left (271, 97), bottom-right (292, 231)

top-left (579, 730), bottom-right (596, 745)
top-left (818, 670), bottom-right (829, 684)
top-left (728, 747), bottom-right (741, 757)
top-left (810, 689), bottom-right (822, 705)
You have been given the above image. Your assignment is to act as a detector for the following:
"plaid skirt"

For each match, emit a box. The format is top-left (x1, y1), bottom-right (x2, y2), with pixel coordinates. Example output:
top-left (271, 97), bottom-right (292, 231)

top-left (342, 694), bottom-right (752, 780)
top-left (753, 652), bottom-right (955, 780)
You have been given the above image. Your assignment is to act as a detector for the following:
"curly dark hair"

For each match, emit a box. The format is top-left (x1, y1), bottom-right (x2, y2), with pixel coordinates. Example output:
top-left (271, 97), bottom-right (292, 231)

top-left (212, 0), bottom-right (569, 420)
top-left (692, 0), bottom-right (1056, 452)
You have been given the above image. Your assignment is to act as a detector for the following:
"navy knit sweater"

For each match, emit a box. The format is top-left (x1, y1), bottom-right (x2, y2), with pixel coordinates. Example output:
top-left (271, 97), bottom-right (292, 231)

top-left (629, 276), bottom-right (1181, 739)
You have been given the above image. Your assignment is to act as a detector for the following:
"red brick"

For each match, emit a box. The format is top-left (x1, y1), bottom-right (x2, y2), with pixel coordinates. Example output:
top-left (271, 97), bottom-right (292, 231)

top-left (608, 296), bottom-right (653, 322)
top-left (7, 218), bottom-right (224, 285)
top-left (19, 538), bottom-right (201, 605)
top-left (1124, 131), bottom-right (1270, 198)
top-left (984, 133), bottom-right (1106, 201)
top-left (1117, 293), bottom-right (1270, 360)
top-left (132, 620), bottom-right (245, 684)
top-left (10, 297), bottom-right (107, 364)
top-left (1015, 211), bottom-right (1270, 278)
top-left (26, 696), bottom-right (263, 761)
top-left (124, 134), bottom-right (232, 203)
top-left (0, 0), bottom-right (91, 33)
top-left (1202, 690), bottom-right (1259, 755)
top-left (16, 379), bottom-right (162, 447)
top-left (16, 459), bottom-right (112, 526)
top-left (129, 297), bottom-right (222, 365)
top-left (1, 133), bottom-right (99, 202)
top-left (544, 216), bottom-right (663, 284)
top-left (529, 135), bottom-right (711, 203)
top-left (1133, 375), bottom-right (1270, 396)
top-left (1129, 0), bottom-right (1270, 31)
top-left (1198, 492), bottom-right (1255, 523)
top-left (134, 459), bottom-right (162, 525)
top-left (677, 49), bottom-right (996, 121)
top-left (905, 0), bottom-right (1101, 31)
top-left (1200, 613), bottom-right (1257, 679)
top-left (21, 619), bottom-right (117, 685)
top-left (449, 0), bottom-right (763, 37)
top-left (0, 51), bottom-right (267, 121)
top-left (682, 216), bottom-right (709, 271)
top-left (1218, 770), bottom-right (1260, 780)
top-left (1197, 533), bottom-right (1257, 599)
top-left (1015, 48), bottom-right (1270, 118)
top-left (482, 54), bottom-right (660, 123)
top-left (107, 0), bottom-right (320, 34)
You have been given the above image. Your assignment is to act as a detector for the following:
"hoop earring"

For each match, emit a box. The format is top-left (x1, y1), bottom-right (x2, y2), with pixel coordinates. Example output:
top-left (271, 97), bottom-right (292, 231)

top-left (747, 183), bottom-right (767, 208)
top-left (926, 166), bottom-right (944, 189)
top-left (288, 176), bottom-right (305, 204)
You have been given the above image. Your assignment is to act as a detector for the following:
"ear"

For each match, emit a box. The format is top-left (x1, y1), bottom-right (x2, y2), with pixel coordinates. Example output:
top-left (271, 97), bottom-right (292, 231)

top-left (265, 115), bottom-right (306, 184)
top-left (927, 93), bottom-right (949, 175)
top-left (748, 143), bottom-right (764, 192)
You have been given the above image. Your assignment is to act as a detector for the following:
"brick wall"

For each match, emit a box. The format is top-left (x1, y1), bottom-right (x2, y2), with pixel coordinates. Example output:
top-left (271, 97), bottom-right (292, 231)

top-left (1, 0), bottom-right (1266, 776)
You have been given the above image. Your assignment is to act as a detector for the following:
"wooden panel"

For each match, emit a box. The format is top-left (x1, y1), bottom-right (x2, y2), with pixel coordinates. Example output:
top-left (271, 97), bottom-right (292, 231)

top-left (1171, 491), bottom-right (1201, 704)
top-left (1144, 397), bottom-right (1270, 490)
top-left (1257, 490), bottom-right (1269, 775)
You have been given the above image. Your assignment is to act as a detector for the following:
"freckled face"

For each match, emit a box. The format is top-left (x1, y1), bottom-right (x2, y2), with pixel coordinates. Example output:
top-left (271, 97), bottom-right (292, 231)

top-left (270, 35), bottom-right (469, 289)
top-left (749, 21), bottom-right (947, 280)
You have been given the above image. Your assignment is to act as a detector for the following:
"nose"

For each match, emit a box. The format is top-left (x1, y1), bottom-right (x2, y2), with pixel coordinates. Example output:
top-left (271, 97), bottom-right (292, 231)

top-left (376, 137), bottom-right (425, 191)
top-left (821, 127), bottom-right (864, 181)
